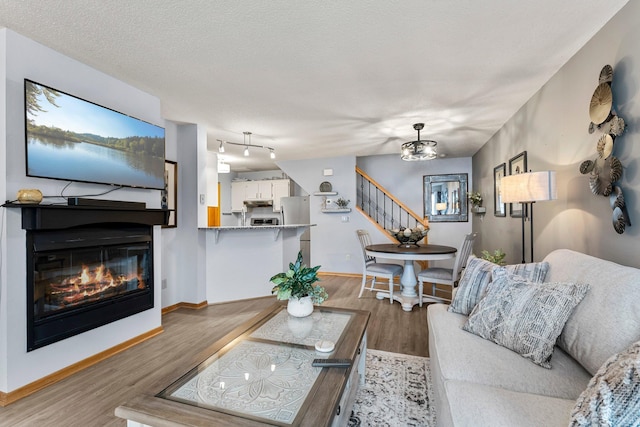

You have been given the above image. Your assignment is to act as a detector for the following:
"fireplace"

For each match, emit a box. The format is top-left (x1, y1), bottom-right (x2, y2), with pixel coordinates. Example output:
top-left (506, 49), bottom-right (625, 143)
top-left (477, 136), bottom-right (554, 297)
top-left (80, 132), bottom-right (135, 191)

top-left (6, 203), bottom-right (168, 352)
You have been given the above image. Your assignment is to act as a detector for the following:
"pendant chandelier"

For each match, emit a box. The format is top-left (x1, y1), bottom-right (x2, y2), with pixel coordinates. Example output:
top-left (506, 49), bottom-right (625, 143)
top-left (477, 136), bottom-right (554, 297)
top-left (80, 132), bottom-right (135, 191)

top-left (401, 123), bottom-right (437, 161)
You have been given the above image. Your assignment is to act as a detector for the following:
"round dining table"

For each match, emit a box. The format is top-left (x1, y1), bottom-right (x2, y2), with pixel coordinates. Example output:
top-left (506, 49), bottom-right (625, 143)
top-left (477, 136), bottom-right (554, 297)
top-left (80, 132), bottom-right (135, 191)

top-left (365, 243), bottom-right (457, 311)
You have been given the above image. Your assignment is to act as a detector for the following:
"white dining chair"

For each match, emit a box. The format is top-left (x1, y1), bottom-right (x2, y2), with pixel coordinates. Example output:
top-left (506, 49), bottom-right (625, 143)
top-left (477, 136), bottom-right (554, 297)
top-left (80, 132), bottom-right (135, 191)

top-left (417, 232), bottom-right (477, 306)
top-left (356, 229), bottom-right (403, 303)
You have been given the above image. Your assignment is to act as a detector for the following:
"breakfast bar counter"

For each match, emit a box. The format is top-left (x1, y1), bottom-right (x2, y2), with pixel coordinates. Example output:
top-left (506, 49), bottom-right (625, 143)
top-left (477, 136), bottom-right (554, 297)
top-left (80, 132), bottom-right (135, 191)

top-left (202, 224), bottom-right (315, 304)
top-left (205, 223), bottom-right (313, 243)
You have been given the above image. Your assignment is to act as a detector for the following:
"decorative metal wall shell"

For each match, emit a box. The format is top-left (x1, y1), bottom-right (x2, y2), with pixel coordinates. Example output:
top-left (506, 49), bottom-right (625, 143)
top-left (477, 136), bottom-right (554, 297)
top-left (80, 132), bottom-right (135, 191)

top-left (609, 186), bottom-right (625, 210)
top-left (609, 157), bottom-right (622, 182)
top-left (589, 83), bottom-right (613, 125)
top-left (599, 65), bottom-right (613, 84)
top-left (580, 64), bottom-right (630, 234)
top-left (589, 174), bottom-right (612, 196)
top-left (612, 207), bottom-right (627, 234)
top-left (596, 134), bottom-right (614, 159)
top-left (579, 160), bottom-right (594, 174)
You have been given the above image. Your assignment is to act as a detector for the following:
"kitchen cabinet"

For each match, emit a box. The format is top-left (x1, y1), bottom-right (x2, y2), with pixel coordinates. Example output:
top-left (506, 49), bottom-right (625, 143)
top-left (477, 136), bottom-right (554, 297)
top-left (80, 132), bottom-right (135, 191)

top-left (245, 180), bottom-right (273, 200)
top-left (271, 179), bottom-right (291, 211)
top-left (231, 181), bottom-right (246, 212)
top-left (231, 179), bottom-right (291, 212)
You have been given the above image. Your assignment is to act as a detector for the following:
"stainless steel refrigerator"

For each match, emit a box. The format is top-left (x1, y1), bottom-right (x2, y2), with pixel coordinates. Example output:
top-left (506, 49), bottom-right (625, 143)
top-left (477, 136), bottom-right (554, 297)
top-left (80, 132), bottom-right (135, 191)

top-left (280, 196), bottom-right (310, 264)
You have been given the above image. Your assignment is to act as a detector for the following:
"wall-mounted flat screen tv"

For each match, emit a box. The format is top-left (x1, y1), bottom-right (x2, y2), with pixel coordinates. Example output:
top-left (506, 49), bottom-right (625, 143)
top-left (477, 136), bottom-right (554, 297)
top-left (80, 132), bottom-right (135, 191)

top-left (25, 79), bottom-right (165, 190)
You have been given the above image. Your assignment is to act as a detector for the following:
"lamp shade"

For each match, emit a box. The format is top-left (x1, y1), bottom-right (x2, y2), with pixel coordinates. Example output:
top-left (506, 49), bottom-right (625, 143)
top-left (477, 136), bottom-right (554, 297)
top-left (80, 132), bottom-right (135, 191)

top-left (435, 202), bottom-right (447, 211)
top-left (501, 171), bottom-right (557, 203)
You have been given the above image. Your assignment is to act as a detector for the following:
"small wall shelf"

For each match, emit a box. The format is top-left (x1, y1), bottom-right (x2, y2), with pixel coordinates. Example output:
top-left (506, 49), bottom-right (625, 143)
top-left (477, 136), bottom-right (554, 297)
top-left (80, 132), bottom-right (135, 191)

top-left (321, 208), bottom-right (351, 213)
top-left (313, 191), bottom-right (338, 196)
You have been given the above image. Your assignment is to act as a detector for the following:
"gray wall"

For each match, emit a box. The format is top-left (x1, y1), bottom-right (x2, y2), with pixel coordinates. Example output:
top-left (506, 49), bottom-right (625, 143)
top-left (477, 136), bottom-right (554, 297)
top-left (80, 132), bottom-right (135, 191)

top-left (472, 0), bottom-right (640, 268)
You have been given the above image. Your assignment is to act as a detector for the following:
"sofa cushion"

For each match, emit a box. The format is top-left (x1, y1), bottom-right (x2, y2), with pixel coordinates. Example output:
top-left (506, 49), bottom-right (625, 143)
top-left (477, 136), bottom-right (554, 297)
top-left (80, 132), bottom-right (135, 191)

top-left (463, 268), bottom-right (589, 368)
top-left (446, 381), bottom-right (575, 427)
top-left (449, 256), bottom-right (549, 316)
top-left (428, 304), bottom-right (592, 400)
top-left (569, 340), bottom-right (640, 426)
top-left (544, 249), bottom-right (640, 375)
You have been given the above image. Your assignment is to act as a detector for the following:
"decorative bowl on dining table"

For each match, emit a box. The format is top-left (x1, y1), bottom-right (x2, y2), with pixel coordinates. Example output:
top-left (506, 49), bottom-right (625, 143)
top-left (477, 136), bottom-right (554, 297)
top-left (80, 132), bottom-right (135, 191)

top-left (387, 225), bottom-right (429, 247)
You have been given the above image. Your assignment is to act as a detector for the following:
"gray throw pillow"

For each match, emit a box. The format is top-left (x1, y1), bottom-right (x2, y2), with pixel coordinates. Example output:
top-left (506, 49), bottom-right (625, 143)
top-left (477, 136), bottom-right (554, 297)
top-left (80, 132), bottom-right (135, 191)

top-left (505, 261), bottom-right (550, 283)
top-left (449, 257), bottom-right (550, 315)
top-left (463, 268), bottom-right (589, 368)
top-left (448, 256), bottom-right (494, 315)
top-left (569, 340), bottom-right (640, 426)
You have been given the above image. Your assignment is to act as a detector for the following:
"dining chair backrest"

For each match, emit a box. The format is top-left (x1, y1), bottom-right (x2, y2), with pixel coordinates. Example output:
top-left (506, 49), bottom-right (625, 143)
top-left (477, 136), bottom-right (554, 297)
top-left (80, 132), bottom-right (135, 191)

top-left (452, 232), bottom-right (478, 281)
top-left (356, 229), bottom-right (376, 264)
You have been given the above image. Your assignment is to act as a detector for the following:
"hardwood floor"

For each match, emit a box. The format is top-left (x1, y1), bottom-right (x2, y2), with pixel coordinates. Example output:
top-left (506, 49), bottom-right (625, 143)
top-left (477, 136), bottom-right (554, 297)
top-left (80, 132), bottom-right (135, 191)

top-left (0, 275), bottom-right (434, 426)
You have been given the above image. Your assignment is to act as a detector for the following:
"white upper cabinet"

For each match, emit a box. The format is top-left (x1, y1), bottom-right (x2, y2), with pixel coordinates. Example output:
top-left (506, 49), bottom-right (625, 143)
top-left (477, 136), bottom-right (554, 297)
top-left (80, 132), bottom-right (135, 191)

top-left (231, 179), bottom-right (290, 212)
top-left (271, 179), bottom-right (291, 211)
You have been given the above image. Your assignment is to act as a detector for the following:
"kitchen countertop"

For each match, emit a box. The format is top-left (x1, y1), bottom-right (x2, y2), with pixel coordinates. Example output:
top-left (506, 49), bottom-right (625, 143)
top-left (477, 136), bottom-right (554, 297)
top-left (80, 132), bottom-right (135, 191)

top-left (203, 223), bottom-right (314, 230)
top-left (203, 224), bottom-right (315, 243)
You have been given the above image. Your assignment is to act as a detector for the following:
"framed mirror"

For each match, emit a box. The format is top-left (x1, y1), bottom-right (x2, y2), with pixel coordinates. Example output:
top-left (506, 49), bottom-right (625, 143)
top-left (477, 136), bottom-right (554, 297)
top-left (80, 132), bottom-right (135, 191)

top-left (423, 173), bottom-right (468, 222)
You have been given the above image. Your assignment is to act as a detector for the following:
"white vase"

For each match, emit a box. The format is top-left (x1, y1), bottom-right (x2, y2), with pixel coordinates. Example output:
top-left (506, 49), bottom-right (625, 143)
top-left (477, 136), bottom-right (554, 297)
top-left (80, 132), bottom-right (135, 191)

top-left (287, 296), bottom-right (314, 317)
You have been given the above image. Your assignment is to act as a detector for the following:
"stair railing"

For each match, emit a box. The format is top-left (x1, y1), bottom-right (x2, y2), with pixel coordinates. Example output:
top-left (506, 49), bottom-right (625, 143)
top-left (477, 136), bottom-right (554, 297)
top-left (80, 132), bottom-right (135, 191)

top-left (356, 167), bottom-right (429, 240)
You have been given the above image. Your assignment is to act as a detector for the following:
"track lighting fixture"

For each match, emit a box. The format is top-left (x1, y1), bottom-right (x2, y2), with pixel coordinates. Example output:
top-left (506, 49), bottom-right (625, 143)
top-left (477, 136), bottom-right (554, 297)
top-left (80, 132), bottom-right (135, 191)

top-left (216, 132), bottom-right (276, 159)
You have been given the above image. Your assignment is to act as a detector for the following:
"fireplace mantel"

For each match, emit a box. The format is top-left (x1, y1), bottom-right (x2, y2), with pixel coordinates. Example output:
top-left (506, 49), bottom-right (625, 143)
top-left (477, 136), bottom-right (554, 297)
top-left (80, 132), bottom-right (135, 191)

top-left (3, 203), bottom-right (168, 230)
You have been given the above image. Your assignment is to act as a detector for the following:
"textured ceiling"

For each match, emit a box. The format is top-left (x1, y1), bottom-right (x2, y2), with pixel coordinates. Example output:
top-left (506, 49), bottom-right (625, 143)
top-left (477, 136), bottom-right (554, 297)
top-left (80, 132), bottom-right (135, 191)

top-left (0, 0), bottom-right (629, 171)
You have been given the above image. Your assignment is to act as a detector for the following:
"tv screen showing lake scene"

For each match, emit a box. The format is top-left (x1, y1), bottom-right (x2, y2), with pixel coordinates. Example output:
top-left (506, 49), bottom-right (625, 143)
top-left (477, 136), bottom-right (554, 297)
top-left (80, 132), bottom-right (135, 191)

top-left (25, 79), bottom-right (165, 189)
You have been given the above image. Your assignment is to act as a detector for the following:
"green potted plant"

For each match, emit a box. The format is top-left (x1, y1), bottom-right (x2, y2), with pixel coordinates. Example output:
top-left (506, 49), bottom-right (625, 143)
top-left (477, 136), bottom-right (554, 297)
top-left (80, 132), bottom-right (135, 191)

top-left (270, 251), bottom-right (328, 317)
top-left (468, 191), bottom-right (485, 213)
top-left (481, 249), bottom-right (506, 265)
top-left (335, 197), bottom-right (350, 209)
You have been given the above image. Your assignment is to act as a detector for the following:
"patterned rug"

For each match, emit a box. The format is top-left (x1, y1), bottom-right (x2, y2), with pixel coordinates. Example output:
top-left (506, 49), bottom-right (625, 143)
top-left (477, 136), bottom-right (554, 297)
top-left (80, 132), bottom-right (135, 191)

top-left (349, 349), bottom-right (436, 426)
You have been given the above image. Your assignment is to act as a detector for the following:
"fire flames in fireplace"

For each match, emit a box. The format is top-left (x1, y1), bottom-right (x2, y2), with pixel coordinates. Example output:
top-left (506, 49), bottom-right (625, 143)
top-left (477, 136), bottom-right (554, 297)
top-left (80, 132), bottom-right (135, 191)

top-left (48, 264), bottom-right (145, 308)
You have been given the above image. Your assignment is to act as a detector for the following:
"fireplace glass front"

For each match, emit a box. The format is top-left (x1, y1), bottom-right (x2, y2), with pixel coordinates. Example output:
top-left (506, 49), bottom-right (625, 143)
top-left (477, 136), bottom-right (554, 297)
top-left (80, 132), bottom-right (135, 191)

top-left (27, 225), bottom-right (154, 351)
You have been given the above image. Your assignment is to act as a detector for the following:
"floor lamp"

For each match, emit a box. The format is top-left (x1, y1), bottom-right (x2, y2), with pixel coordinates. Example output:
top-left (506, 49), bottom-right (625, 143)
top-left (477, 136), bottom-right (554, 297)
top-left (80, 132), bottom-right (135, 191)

top-left (501, 171), bottom-right (557, 263)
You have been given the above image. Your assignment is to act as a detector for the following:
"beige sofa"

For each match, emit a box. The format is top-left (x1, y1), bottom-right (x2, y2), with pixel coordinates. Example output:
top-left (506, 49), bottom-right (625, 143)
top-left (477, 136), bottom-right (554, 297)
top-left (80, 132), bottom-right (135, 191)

top-left (427, 249), bottom-right (640, 426)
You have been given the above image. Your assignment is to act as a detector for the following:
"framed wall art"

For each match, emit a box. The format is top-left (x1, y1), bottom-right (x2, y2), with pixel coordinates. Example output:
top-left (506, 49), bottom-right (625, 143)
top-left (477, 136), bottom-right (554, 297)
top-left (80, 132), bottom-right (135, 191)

top-left (508, 151), bottom-right (527, 218)
top-left (162, 160), bottom-right (177, 228)
top-left (423, 173), bottom-right (468, 222)
top-left (494, 163), bottom-right (506, 217)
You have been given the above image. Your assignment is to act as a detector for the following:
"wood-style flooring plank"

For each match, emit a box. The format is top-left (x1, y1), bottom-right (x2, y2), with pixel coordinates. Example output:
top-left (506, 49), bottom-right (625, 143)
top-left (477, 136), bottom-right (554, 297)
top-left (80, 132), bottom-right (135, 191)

top-left (0, 275), bottom-right (433, 426)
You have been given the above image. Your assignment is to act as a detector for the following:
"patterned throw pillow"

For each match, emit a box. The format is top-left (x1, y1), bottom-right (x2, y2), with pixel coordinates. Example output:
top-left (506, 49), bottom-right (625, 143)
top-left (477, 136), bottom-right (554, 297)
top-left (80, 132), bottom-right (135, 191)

top-left (463, 268), bottom-right (589, 368)
top-left (448, 256), bottom-right (494, 315)
top-left (448, 257), bottom-right (550, 315)
top-left (569, 340), bottom-right (640, 426)
top-left (505, 261), bottom-right (550, 283)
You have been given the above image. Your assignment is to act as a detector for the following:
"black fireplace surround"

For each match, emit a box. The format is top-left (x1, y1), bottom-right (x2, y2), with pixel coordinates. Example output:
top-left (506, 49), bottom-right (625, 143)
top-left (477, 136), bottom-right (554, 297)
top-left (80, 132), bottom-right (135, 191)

top-left (7, 204), bottom-right (167, 351)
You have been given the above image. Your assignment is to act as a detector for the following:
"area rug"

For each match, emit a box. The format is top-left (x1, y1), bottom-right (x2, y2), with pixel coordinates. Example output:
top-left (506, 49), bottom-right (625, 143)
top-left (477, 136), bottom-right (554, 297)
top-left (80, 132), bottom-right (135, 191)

top-left (349, 349), bottom-right (436, 426)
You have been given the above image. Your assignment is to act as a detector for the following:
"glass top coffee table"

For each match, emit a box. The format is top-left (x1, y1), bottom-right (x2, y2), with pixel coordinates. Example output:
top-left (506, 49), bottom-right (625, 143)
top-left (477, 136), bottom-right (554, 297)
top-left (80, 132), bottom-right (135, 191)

top-left (115, 303), bottom-right (370, 427)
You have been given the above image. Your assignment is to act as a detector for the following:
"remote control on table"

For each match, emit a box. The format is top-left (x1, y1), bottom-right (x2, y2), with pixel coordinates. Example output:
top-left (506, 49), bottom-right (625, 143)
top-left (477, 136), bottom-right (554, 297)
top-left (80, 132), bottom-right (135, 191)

top-left (312, 358), bottom-right (352, 368)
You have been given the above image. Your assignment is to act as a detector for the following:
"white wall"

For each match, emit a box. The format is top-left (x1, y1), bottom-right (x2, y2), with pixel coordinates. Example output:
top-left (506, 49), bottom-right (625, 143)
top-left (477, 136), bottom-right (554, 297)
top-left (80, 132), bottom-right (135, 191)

top-left (160, 121), bottom-right (180, 306)
top-left (0, 30), bottom-right (9, 392)
top-left (0, 29), bottom-right (164, 393)
top-left (277, 154), bottom-right (473, 273)
top-left (357, 154), bottom-right (473, 259)
top-left (472, 0), bottom-right (640, 268)
top-left (174, 124), bottom-right (207, 305)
